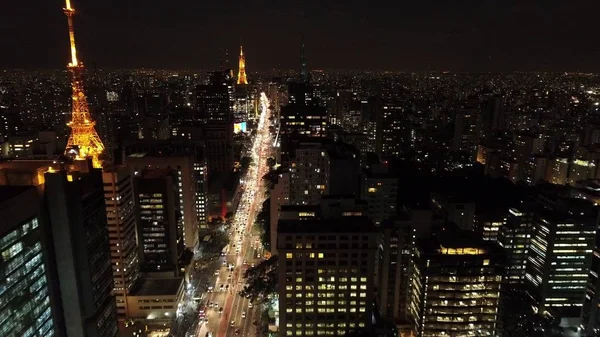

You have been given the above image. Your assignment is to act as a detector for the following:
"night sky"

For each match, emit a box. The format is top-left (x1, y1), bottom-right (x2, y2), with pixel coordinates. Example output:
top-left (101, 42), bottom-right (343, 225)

top-left (2, 0), bottom-right (600, 71)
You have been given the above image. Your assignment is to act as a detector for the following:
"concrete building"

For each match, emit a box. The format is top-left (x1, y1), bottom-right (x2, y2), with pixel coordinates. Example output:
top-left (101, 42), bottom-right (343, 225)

top-left (134, 169), bottom-right (183, 278)
top-left (289, 140), bottom-right (360, 206)
top-left (360, 161), bottom-right (398, 226)
top-left (125, 278), bottom-right (185, 322)
top-left (102, 166), bottom-right (141, 318)
top-left (126, 152), bottom-right (197, 248)
top-left (277, 210), bottom-right (377, 337)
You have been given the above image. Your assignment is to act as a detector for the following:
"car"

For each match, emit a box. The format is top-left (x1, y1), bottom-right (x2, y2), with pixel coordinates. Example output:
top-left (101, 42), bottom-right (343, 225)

top-left (242, 312), bottom-right (246, 319)
top-left (219, 284), bottom-right (224, 291)
top-left (230, 321), bottom-right (235, 327)
top-left (243, 260), bottom-right (248, 265)
top-left (208, 286), bottom-right (214, 292)
top-left (204, 317), bottom-right (209, 322)
top-left (235, 329), bottom-right (240, 335)
top-left (250, 263), bottom-right (255, 268)
top-left (227, 274), bottom-right (232, 279)
top-left (225, 284), bottom-right (230, 290)
top-left (248, 303), bottom-right (253, 308)
top-left (218, 307), bottom-right (223, 314)
top-left (214, 270), bottom-right (219, 276)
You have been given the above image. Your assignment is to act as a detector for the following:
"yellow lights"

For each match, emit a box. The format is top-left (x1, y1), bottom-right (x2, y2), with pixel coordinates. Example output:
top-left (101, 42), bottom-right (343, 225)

top-left (46, 166), bottom-right (56, 173)
top-left (286, 253), bottom-right (293, 259)
top-left (318, 253), bottom-right (324, 259)
top-left (66, 174), bottom-right (73, 182)
top-left (65, 0), bottom-right (72, 10)
top-left (438, 245), bottom-right (486, 255)
top-left (237, 45), bottom-right (248, 85)
top-left (368, 187), bottom-right (377, 193)
top-left (483, 259), bottom-right (490, 266)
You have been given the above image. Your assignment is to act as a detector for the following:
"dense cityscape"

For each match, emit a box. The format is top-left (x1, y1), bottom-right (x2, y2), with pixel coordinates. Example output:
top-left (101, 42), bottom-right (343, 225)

top-left (2, 1), bottom-right (600, 337)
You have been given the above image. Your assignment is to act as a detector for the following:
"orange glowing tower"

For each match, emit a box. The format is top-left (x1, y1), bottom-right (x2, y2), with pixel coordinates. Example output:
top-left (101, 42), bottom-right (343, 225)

top-left (237, 45), bottom-right (248, 85)
top-left (63, 0), bottom-right (105, 168)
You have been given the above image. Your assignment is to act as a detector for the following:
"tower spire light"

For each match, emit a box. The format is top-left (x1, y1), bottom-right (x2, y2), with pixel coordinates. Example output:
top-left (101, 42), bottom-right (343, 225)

top-left (62, 0), bottom-right (105, 168)
top-left (237, 45), bottom-right (248, 85)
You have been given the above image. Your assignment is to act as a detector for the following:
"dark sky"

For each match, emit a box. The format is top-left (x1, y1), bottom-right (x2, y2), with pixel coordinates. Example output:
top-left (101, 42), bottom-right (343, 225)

top-left (2, 0), bottom-right (600, 71)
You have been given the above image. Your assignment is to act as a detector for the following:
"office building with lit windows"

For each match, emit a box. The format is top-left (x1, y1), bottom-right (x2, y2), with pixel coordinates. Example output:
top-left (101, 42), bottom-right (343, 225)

top-left (277, 215), bottom-right (378, 337)
top-left (498, 205), bottom-right (534, 285)
top-left (525, 196), bottom-right (597, 318)
top-left (102, 166), bottom-right (140, 318)
top-left (0, 186), bottom-right (55, 337)
top-left (288, 140), bottom-right (360, 206)
top-left (360, 160), bottom-right (398, 226)
top-left (134, 169), bottom-right (183, 277)
top-left (408, 230), bottom-right (505, 337)
top-left (126, 152), bottom-right (197, 248)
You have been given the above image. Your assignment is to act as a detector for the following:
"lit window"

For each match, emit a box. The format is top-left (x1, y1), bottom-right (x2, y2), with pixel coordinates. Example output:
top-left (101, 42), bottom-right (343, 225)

top-left (286, 253), bottom-right (293, 259)
top-left (318, 253), bottom-right (324, 259)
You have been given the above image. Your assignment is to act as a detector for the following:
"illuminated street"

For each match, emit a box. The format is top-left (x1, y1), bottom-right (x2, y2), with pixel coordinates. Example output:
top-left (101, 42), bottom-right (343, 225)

top-left (189, 92), bottom-right (273, 337)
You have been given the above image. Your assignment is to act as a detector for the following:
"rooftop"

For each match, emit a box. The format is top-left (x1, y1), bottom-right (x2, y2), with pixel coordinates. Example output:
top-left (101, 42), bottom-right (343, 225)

top-left (278, 216), bottom-right (377, 234)
top-left (0, 185), bottom-right (35, 204)
top-left (130, 277), bottom-right (183, 297)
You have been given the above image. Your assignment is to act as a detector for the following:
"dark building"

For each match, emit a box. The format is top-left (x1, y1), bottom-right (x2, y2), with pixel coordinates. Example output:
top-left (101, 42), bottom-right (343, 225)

top-left (134, 169), bottom-right (182, 277)
top-left (195, 70), bottom-right (233, 123)
top-left (44, 160), bottom-right (119, 337)
top-left (377, 216), bottom-right (415, 323)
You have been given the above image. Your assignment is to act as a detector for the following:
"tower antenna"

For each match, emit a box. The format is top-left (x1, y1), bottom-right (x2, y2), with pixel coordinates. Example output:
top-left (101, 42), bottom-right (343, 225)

top-left (63, 0), bottom-right (105, 168)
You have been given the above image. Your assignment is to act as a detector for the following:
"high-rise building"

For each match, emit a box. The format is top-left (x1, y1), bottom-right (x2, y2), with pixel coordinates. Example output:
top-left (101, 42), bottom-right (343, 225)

top-left (409, 230), bottom-right (504, 337)
top-left (134, 169), bottom-right (183, 277)
top-left (0, 186), bottom-right (56, 337)
top-left (277, 213), bottom-right (378, 336)
top-left (195, 70), bottom-right (232, 123)
top-left (498, 205), bottom-right (534, 285)
top-left (525, 196), bottom-right (597, 318)
top-left (377, 216), bottom-right (416, 323)
top-left (582, 225), bottom-right (600, 335)
top-left (44, 160), bottom-right (119, 337)
top-left (126, 152), bottom-right (198, 248)
top-left (280, 104), bottom-right (328, 138)
top-left (453, 104), bottom-right (482, 161)
top-left (124, 140), bottom-right (209, 231)
top-left (288, 140), bottom-right (360, 206)
top-left (102, 166), bottom-right (140, 318)
top-left (360, 160), bottom-right (398, 226)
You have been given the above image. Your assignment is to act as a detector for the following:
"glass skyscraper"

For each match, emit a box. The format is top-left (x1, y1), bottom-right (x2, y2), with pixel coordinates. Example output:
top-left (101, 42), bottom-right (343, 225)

top-left (0, 186), bottom-right (54, 337)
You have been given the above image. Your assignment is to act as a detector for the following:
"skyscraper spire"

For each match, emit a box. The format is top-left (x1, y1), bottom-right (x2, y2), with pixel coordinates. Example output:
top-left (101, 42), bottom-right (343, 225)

top-left (63, 0), bottom-right (105, 168)
top-left (237, 45), bottom-right (248, 85)
top-left (300, 34), bottom-right (309, 83)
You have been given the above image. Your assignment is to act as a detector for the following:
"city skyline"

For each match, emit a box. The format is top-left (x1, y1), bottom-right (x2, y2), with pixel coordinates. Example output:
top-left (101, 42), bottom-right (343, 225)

top-left (2, 0), bottom-right (600, 71)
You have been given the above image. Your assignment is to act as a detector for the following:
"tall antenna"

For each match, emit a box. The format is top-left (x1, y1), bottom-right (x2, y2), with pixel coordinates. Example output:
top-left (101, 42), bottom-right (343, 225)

top-left (63, 0), bottom-right (105, 168)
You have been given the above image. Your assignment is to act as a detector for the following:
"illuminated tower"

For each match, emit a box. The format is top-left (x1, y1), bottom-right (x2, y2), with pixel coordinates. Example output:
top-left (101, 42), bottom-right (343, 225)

top-left (63, 0), bottom-right (105, 168)
top-left (237, 45), bottom-right (248, 85)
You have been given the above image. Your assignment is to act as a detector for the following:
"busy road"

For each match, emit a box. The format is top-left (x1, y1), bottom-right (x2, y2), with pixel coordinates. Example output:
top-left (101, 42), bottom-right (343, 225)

top-left (191, 92), bottom-right (273, 337)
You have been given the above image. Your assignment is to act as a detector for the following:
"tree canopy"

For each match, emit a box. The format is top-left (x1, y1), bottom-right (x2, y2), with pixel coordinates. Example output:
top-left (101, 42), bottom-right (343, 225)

top-left (239, 255), bottom-right (278, 303)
